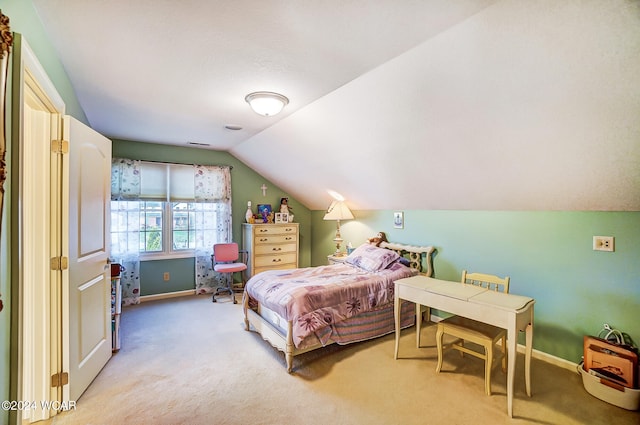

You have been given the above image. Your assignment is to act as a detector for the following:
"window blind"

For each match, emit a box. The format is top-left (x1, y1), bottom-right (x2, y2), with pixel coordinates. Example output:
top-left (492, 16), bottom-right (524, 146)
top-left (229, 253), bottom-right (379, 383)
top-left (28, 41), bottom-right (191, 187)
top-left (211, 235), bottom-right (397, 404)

top-left (137, 162), bottom-right (195, 201)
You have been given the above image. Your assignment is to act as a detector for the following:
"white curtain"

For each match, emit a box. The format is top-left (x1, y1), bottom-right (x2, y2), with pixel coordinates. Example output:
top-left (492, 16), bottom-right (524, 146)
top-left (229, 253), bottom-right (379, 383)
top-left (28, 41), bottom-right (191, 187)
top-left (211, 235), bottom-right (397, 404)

top-left (194, 165), bottom-right (232, 294)
top-left (111, 158), bottom-right (142, 306)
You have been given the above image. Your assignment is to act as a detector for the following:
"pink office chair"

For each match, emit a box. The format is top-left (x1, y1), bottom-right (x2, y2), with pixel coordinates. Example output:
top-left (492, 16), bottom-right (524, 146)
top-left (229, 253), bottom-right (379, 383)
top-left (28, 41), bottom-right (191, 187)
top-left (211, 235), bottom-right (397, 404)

top-left (211, 243), bottom-right (247, 304)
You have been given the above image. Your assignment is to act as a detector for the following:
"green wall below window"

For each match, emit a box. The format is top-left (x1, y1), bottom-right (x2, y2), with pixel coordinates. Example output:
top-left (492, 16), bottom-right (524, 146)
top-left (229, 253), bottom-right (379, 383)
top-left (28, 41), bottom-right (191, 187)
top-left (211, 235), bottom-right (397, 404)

top-left (140, 258), bottom-right (195, 296)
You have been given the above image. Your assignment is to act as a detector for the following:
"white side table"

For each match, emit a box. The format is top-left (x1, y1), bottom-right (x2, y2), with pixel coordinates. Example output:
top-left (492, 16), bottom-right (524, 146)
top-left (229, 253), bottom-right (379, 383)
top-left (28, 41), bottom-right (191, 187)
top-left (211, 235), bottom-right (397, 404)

top-left (327, 254), bottom-right (349, 265)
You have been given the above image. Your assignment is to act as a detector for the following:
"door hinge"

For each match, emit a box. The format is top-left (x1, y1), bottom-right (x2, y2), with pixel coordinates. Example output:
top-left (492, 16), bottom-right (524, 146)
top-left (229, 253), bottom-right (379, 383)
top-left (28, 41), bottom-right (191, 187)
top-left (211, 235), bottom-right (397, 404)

top-left (50, 256), bottom-right (69, 271)
top-left (51, 139), bottom-right (69, 154)
top-left (51, 372), bottom-right (69, 387)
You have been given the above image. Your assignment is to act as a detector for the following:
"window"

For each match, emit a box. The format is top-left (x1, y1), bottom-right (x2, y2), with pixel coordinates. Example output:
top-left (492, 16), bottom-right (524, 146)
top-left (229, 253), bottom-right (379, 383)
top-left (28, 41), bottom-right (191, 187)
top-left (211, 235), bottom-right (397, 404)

top-left (110, 160), bottom-right (231, 260)
top-left (172, 202), bottom-right (192, 250)
top-left (110, 201), bottom-right (219, 257)
top-left (141, 201), bottom-right (163, 252)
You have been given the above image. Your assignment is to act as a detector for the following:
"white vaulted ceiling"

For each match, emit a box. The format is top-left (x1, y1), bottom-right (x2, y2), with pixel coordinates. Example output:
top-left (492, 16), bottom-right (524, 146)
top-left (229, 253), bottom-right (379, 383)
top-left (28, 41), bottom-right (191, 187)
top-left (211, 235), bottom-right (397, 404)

top-left (32, 0), bottom-right (640, 211)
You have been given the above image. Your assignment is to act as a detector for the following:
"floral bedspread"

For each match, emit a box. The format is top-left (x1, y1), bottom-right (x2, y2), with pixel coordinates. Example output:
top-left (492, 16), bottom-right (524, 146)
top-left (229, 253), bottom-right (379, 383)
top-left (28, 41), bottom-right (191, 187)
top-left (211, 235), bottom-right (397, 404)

top-left (244, 261), bottom-right (416, 348)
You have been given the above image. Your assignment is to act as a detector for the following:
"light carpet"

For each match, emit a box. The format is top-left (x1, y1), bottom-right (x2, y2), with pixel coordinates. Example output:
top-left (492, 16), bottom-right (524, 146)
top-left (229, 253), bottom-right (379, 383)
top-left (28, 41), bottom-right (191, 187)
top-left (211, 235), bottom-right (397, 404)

top-left (47, 295), bottom-right (638, 425)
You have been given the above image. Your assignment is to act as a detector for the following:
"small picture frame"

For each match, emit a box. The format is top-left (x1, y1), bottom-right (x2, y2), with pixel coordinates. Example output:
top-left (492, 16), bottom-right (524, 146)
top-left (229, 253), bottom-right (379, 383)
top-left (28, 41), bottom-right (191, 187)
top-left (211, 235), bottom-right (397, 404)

top-left (393, 211), bottom-right (404, 229)
top-left (275, 212), bottom-right (289, 224)
top-left (257, 204), bottom-right (272, 220)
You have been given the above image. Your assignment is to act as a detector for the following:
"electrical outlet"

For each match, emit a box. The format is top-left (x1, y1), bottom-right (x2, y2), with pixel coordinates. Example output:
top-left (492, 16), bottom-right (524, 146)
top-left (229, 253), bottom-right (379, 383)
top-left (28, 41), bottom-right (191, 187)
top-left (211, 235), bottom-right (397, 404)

top-left (163, 272), bottom-right (170, 281)
top-left (593, 236), bottom-right (614, 252)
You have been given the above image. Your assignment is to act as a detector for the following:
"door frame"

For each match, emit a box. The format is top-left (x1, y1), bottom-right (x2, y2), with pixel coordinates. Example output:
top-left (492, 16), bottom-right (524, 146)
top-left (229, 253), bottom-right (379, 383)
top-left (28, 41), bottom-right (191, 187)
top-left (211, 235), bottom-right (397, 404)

top-left (10, 34), bottom-right (66, 423)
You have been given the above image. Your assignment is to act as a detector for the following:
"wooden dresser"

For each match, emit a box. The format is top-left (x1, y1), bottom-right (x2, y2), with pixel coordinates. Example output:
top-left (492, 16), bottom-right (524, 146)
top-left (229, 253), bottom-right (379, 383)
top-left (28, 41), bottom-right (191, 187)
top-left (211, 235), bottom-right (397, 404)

top-left (242, 223), bottom-right (299, 278)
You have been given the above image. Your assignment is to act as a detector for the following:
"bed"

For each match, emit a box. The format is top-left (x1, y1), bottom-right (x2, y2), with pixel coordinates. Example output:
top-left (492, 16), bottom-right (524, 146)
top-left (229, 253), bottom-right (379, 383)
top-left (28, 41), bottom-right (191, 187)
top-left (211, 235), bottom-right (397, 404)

top-left (242, 238), bottom-right (436, 372)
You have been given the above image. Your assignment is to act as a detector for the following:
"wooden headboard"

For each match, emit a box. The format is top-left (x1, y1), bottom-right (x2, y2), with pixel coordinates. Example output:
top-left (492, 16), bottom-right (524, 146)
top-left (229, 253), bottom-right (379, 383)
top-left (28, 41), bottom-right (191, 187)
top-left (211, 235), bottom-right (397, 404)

top-left (379, 241), bottom-right (436, 277)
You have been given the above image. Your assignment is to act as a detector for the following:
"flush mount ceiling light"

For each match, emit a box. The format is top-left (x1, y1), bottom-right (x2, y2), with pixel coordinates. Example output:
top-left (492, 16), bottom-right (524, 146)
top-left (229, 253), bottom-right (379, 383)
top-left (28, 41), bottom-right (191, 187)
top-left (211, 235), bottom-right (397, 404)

top-left (245, 91), bottom-right (289, 116)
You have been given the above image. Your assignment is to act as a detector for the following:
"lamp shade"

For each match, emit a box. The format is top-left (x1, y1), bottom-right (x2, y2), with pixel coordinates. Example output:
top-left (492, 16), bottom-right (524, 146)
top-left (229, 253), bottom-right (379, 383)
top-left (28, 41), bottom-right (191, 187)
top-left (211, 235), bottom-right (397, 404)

top-left (245, 91), bottom-right (289, 116)
top-left (323, 201), bottom-right (354, 221)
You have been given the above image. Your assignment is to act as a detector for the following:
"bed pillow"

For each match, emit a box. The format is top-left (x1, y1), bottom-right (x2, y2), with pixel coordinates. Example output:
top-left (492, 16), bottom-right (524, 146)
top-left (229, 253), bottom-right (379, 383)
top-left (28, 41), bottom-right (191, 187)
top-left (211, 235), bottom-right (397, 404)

top-left (345, 244), bottom-right (400, 272)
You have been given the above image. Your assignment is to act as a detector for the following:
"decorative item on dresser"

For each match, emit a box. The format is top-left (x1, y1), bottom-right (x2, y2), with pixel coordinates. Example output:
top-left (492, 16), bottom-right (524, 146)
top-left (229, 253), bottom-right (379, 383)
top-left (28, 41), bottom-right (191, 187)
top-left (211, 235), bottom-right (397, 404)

top-left (274, 212), bottom-right (289, 224)
top-left (245, 201), bottom-right (253, 223)
top-left (242, 223), bottom-right (299, 278)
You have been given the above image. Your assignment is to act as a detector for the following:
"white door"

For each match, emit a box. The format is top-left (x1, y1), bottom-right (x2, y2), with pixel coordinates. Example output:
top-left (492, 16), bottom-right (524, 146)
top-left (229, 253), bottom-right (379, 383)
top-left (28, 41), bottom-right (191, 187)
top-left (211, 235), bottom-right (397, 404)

top-left (63, 115), bottom-right (113, 402)
top-left (16, 37), bottom-right (113, 422)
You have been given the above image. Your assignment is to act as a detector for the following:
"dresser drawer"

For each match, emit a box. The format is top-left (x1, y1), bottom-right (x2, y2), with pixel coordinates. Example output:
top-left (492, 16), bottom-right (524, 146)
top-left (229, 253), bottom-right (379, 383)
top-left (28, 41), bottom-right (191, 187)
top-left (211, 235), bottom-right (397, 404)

top-left (255, 252), bottom-right (298, 268)
top-left (254, 234), bottom-right (298, 245)
top-left (253, 225), bottom-right (298, 236)
top-left (255, 263), bottom-right (296, 275)
top-left (254, 242), bottom-right (297, 255)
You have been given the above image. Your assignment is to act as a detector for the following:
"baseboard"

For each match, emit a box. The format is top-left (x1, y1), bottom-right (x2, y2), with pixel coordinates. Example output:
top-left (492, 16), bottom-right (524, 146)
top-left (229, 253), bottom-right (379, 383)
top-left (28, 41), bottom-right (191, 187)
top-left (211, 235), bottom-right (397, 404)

top-left (520, 345), bottom-right (579, 372)
top-left (140, 289), bottom-right (196, 302)
top-left (428, 313), bottom-right (578, 373)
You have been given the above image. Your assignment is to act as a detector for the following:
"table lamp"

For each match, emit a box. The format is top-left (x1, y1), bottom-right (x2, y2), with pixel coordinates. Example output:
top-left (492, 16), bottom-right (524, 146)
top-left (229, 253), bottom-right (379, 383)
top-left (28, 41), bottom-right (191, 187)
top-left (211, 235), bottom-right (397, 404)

top-left (323, 200), bottom-right (354, 256)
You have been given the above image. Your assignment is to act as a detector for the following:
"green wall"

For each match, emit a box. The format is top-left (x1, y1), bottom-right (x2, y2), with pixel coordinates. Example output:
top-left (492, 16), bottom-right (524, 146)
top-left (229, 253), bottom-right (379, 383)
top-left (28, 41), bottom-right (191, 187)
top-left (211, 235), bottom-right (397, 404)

top-left (139, 258), bottom-right (195, 296)
top-left (311, 210), bottom-right (640, 363)
top-left (113, 139), bottom-right (312, 296)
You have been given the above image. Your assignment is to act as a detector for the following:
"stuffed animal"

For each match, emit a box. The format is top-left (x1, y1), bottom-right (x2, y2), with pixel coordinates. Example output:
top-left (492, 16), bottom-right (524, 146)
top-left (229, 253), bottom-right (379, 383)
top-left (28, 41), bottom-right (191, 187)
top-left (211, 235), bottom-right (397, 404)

top-left (367, 232), bottom-right (388, 247)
